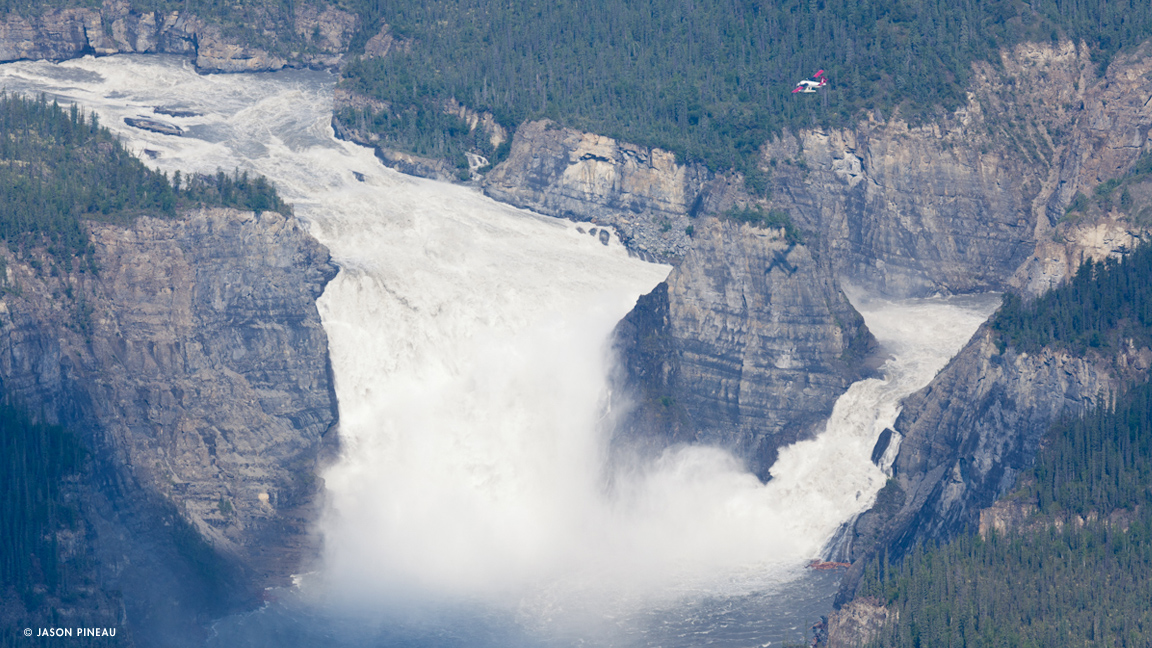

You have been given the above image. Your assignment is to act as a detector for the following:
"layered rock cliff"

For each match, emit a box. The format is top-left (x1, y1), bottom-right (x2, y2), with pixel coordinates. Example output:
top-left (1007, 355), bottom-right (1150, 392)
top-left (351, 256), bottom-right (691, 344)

top-left (762, 40), bottom-right (1152, 300)
top-left (818, 42), bottom-right (1152, 610)
top-left (485, 41), bottom-right (1152, 481)
top-left (0, 0), bottom-right (358, 72)
top-left (484, 120), bottom-right (749, 261)
top-left (0, 208), bottom-right (337, 644)
top-left (470, 40), bottom-right (1151, 298)
top-left (611, 216), bottom-right (877, 479)
top-left (844, 330), bottom-right (1123, 554)
top-left (832, 326), bottom-right (1152, 613)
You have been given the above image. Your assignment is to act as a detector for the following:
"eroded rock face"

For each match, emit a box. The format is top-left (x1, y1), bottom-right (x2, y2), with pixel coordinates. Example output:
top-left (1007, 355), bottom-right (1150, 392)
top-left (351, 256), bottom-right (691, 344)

top-left (766, 123), bottom-right (1039, 297)
top-left (0, 208), bottom-right (337, 644)
top-left (0, 0), bottom-right (358, 72)
top-left (837, 328), bottom-right (1149, 603)
top-left (484, 120), bottom-right (748, 261)
top-left (829, 38), bottom-right (1152, 589)
top-left (611, 217), bottom-right (877, 479)
top-left (763, 40), bottom-right (1152, 298)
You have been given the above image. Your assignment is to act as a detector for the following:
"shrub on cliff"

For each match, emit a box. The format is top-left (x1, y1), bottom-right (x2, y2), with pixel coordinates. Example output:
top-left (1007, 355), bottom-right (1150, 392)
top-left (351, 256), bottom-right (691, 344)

top-left (721, 206), bottom-right (803, 244)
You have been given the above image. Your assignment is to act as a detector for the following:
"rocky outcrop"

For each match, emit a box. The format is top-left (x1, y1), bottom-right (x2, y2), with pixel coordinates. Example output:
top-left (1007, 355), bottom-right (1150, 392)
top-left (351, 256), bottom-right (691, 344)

top-left (0, 0), bottom-right (358, 72)
top-left (760, 44), bottom-right (1064, 298)
top-left (764, 122), bottom-right (1039, 297)
top-left (331, 90), bottom-right (506, 182)
top-left (0, 208), bottom-right (337, 644)
top-left (611, 217), bottom-right (878, 479)
top-left (443, 98), bottom-right (508, 149)
top-left (818, 597), bottom-right (892, 648)
top-left (484, 120), bottom-right (748, 261)
top-left (361, 23), bottom-right (411, 59)
top-left (837, 328), bottom-right (1151, 603)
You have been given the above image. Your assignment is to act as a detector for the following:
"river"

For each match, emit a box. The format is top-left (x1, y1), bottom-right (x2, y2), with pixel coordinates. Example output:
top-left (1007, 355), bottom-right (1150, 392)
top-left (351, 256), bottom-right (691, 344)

top-left (0, 54), bottom-right (1000, 646)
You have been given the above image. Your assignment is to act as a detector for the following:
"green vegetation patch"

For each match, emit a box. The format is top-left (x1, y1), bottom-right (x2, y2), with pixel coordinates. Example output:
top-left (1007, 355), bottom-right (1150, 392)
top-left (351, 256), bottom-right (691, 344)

top-left (721, 205), bottom-right (803, 244)
top-left (1029, 380), bottom-right (1152, 516)
top-left (0, 93), bottom-right (289, 266)
top-left (1063, 151), bottom-right (1152, 222)
top-left (858, 510), bottom-right (1152, 648)
top-left (0, 398), bottom-right (86, 599)
top-left (990, 240), bottom-right (1152, 355)
top-left (338, 0), bottom-right (1152, 177)
top-left (334, 95), bottom-right (504, 166)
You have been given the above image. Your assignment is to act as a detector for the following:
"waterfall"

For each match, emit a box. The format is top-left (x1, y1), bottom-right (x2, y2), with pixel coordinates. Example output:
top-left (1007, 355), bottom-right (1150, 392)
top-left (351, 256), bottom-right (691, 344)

top-left (0, 54), bottom-right (1001, 645)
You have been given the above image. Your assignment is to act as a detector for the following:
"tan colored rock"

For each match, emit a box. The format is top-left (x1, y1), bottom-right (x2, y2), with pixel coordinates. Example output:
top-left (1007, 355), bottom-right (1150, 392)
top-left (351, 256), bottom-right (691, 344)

top-left (192, 22), bottom-right (288, 73)
top-left (822, 597), bottom-right (892, 648)
top-left (485, 120), bottom-right (746, 260)
top-left (443, 98), bottom-right (508, 148)
top-left (0, 3), bottom-right (357, 71)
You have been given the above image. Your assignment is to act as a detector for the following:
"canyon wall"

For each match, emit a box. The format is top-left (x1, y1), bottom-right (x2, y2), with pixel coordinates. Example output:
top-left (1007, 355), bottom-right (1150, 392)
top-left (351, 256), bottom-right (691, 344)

top-left (834, 39), bottom-right (1152, 577)
top-left (809, 43), bottom-right (1152, 622)
top-left (0, 0), bottom-right (358, 72)
top-left (764, 40), bottom-right (1152, 298)
top-left (6, 12), bottom-right (1152, 637)
top-left (840, 329), bottom-right (1140, 577)
top-left (484, 120), bottom-right (748, 261)
top-left (479, 41), bottom-right (1152, 481)
top-left (611, 217), bottom-right (877, 479)
top-left (0, 208), bottom-right (337, 645)
top-left (474, 41), bottom-right (1152, 298)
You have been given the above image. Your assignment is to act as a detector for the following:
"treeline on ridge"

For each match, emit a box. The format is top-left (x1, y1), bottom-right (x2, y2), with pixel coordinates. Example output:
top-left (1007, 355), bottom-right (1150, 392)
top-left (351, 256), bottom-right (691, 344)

top-left (336, 0), bottom-right (1152, 177)
top-left (0, 92), bottom-right (290, 265)
top-left (8, 0), bottom-right (1152, 180)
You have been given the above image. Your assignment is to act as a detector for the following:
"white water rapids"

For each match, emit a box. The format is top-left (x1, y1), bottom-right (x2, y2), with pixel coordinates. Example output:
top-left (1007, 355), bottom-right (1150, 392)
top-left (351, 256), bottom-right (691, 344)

top-left (0, 55), bottom-right (1001, 646)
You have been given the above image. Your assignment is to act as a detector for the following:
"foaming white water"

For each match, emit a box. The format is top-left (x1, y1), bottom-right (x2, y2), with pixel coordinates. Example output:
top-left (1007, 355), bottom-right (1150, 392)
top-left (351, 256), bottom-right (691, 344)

top-left (1, 54), bottom-right (1001, 640)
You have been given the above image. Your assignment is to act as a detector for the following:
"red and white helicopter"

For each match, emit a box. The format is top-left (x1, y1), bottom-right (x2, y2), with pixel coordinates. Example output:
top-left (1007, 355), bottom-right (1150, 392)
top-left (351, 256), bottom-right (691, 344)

top-left (792, 69), bottom-right (828, 93)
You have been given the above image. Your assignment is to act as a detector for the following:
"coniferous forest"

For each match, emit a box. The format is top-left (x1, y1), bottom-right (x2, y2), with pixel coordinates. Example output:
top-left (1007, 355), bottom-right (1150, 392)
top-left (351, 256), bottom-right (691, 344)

top-left (6, 0), bottom-right (1152, 176)
top-left (856, 240), bottom-right (1152, 647)
top-left (0, 92), bottom-right (290, 264)
top-left (332, 0), bottom-right (1152, 175)
top-left (990, 239), bottom-right (1152, 356)
top-left (0, 403), bottom-right (86, 619)
top-left (5, 0), bottom-right (1152, 644)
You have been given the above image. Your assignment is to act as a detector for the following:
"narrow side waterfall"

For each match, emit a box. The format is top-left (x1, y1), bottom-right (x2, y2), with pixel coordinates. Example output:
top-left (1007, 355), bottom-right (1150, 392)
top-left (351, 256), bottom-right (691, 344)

top-left (0, 55), bottom-right (1002, 646)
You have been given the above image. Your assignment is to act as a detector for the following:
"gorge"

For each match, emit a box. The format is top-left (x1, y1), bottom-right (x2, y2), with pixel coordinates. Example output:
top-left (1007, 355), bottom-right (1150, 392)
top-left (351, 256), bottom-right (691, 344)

top-left (0, 55), bottom-right (994, 645)
top-left (3, 5), bottom-right (1152, 645)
